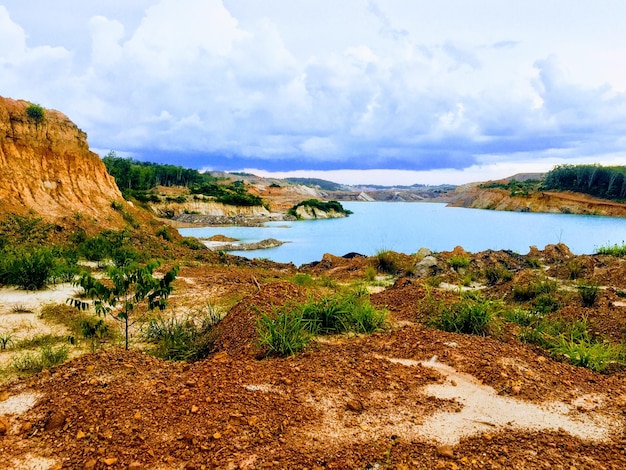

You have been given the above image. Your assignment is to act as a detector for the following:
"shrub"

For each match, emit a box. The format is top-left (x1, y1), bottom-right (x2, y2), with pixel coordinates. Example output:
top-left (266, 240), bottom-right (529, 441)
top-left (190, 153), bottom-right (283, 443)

top-left (525, 258), bottom-right (541, 269)
top-left (374, 249), bottom-right (399, 275)
top-left (180, 237), bottom-right (206, 250)
top-left (566, 259), bottom-right (584, 279)
top-left (512, 277), bottom-right (558, 302)
top-left (532, 293), bottom-right (561, 314)
top-left (0, 332), bottom-right (13, 350)
top-left (0, 247), bottom-right (55, 290)
top-left (26, 103), bottom-right (45, 124)
top-left (596, 242), bottom-right (626, 257)
top-left (156, 225), bottom-right (172, 241)
top-left (291, 273), bottom-right (316, 287)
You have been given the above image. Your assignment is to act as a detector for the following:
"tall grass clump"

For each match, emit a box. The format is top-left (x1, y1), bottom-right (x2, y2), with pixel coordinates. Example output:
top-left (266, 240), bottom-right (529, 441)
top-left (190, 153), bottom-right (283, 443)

top-left (143, 309), bottom-right (221, 362)
top-left (549, 336), bottom-right (623, 372)
top-left (374, 249), bottom-right (399, 275)
top-left (12, 345), bottom-right (68, 374)
top-left (577, 282), bottom-right (600, 307)
top-left (596, 242), bottom-right (626, 257)
top-left (257, 310), bottom-right (311, 357)
top-left (448, 255), bottom-right (470, 271)
top-left (429, 293), bottom-right (500, 336)
top-left (484, 264), bottom-right (513, 285)
top-left (257, 291), bottom-right (387, 357)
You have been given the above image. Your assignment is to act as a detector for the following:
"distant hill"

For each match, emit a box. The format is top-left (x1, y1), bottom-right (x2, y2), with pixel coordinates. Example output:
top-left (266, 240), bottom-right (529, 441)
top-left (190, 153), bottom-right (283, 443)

top-left (285, 177), bottom-right (346, 191)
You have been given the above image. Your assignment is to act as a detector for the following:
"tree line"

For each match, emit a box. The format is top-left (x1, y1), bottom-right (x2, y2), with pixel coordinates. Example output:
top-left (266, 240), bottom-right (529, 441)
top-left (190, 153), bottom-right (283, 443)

top-left (542, 164), bottom-right (626, 201)
top-left (102, 151), bottom-right (216, 191)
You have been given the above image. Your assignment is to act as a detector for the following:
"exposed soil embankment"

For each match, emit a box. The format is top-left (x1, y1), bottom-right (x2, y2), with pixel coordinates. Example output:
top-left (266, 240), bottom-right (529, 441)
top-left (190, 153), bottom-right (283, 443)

top-left (0, 97), bottom-right (123, 223)
top-left (445, 183), bottom-right (626, 217)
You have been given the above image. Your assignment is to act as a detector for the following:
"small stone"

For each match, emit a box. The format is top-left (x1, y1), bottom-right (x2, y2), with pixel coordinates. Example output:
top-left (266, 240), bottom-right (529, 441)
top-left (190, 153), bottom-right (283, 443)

top-left (247, 416), bottom-right (258, 426)
top-left (436, 444), bottom-right (455, 458)
top-left (128, 461), bottom-right (143, 470)
top-left (85, 365), bottom-right (95, 373)
top-left (512, 385), bottom-right (521, 395)
top-left (102, 457), bottom-right (118, 466)
top-left (83, 459), bottom-right (97, 470)
top-left (0, 391), bottom-right (9, 401)
top-left (0, 417), bottom-right (9, 435)
top-left (346, 399), bottom-right (364, 412)
top-left (76, 430), bottom-right (86, 439)
top-left (45, 412), bottom-right (67, 431)
top-left (450, 380), bottom-right (457, 387)
top-left (191, 405), bottom-right (199, 413)
top-left (212, 432), bottom-right (221, 439)
top-left (134, 411), bottom-right (142, 420)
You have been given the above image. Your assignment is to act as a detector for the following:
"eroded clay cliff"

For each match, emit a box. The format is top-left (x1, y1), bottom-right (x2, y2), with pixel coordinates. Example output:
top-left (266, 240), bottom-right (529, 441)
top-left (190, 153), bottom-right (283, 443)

top-left (0, 97), bottom-right (123, 222)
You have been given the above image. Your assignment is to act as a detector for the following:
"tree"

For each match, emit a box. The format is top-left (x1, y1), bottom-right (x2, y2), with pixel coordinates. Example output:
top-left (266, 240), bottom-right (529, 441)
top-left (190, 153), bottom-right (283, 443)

top-left (69, 262), bottom-right (179, 349)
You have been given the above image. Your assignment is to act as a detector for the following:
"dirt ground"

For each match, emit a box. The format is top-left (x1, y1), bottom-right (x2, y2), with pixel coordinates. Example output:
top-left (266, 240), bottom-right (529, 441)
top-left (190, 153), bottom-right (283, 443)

top-left (1, 245), bottom-right (626, 469)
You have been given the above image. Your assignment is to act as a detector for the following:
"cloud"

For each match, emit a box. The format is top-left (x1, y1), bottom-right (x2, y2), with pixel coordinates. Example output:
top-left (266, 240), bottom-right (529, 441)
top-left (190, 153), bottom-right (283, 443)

top-left (2, 0), bottom-right (626, 181)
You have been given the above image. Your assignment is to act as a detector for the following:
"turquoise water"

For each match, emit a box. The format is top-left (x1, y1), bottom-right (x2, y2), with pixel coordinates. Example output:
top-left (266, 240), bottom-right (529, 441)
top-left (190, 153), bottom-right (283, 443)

top-left (179, 202), bottom-right (626, 266)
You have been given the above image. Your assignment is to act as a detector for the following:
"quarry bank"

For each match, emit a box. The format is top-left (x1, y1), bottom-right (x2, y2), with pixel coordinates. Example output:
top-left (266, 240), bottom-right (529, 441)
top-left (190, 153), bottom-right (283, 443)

top-left (2, 96), bottom-right (626, 469)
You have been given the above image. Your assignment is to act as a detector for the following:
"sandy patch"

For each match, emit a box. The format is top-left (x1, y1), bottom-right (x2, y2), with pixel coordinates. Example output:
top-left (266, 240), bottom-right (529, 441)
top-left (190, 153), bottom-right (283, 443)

top-left (0, 391), bottom-right (41, 415)
top-left (0, 284), bottom-right (79, 315)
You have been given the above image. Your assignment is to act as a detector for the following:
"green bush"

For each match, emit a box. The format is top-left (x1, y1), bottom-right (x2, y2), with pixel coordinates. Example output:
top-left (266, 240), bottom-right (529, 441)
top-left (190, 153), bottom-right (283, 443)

top-left (374, 249), bottom-right (399, 275)
top-left (287, 199), bottom-right (352, 219)
top-left (512, 277), bottom-right (558, 301)
top-left (156, 225), bottom-right (172, 241)
top-left (0, 247), bottom-right (55, 290)
top-left (26, 103), bottom-right (45, 124)
top-left (596, 242), bottom-right (626, 257)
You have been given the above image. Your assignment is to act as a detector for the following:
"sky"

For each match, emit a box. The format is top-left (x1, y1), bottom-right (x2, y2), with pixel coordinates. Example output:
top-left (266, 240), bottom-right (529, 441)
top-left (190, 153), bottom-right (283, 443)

top-left (2, 1), bottom-right (626, 185)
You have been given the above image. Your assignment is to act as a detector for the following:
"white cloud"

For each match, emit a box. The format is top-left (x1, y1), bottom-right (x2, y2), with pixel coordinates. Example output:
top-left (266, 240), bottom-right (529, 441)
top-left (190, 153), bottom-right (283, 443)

top-left (2, 0), bottom-right (626, 182)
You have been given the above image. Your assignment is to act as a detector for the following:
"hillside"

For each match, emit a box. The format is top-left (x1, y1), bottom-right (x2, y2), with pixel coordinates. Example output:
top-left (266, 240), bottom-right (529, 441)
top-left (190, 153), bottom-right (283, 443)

top-left (444, 181), bottom-right (626, 217)
top-left (0, 98), bottom-right (124, 225)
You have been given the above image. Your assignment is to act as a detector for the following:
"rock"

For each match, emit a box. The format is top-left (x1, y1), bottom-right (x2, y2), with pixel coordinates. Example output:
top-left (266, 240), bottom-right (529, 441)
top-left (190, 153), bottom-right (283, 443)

top-left (415, 256), bottom-right (439, 277)
top-left (415, 247), bottom-right (432, 262)
top-left (83, 459), bottom-right (97, 470)
top-left (436, 444), bottom-right (455, 458)
top-left (76, 430), bottom-right (86, 439)
top-left (128, 462), bottom-right (143, 470)
top-left (0, 416), bottom-right (9, 435)
top-left (102, 457), bottom-right (118, 466)
top-left (191, 405), bottom-right (199, 413)
top-left (44, 411), bottom-right (67, 431)
top-left (0, 391), bottom-right (9, 401)
top-left (346, 399), bottom-right (364, 412)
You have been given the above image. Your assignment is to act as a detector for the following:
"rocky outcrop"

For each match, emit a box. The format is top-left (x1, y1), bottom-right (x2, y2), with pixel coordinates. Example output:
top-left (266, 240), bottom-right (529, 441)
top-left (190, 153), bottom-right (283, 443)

top-left (293, 206), bottom-right (347, 220)
top-left (151, 200), bottom-right (271, 219)
top-left (0, 97), bottom-right (123, 222)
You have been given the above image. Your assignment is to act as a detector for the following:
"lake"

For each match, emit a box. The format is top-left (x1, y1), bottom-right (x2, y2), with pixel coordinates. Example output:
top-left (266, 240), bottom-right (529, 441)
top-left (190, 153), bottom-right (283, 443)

top-left (179, 202), bottom-right (626, 266)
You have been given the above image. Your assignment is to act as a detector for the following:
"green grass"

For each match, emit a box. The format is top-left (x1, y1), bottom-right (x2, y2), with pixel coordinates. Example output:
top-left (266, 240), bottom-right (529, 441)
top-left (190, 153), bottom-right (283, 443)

top-left (143, 305), bottom-right (221, 361)
top-left (512, 277), bottom-right (558, 301)
top-left (257, 291), bottom-right (387, 357)
top-left (484, 264), bottom-right (513, 285)
top-left (12, 344), bottom-right (69, 374)
top-left (374, 249), bottom-right (400, 275)
top-left (549, 336), bottom-right (623, 372)
top-left (596, 242), bottom-right (626, 257)
top-left (577, 282), bottom-right (600, 307)
top-left (257, 310), bottom-right (312, 357)
top-left (429, 294), bottom-right (500, 336)
top-left (448, 255), bottom-right (470, 271)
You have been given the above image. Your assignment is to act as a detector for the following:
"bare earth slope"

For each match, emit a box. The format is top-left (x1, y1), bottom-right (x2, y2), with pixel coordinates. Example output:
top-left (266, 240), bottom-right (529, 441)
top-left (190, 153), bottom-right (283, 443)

top-left (0, 97), bottom-right (123, 222)
top-left (445, 183), bottom-right (626, 217)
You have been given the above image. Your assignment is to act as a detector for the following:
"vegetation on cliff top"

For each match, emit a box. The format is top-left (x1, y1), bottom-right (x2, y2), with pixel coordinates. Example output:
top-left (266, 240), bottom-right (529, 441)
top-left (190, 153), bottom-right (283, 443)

top-left (103, 151), bottom-right (264, 207)
top-left (542, 164), bottom-right (626, 201)
top-left (287, 199), bottom-right (352, 219)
